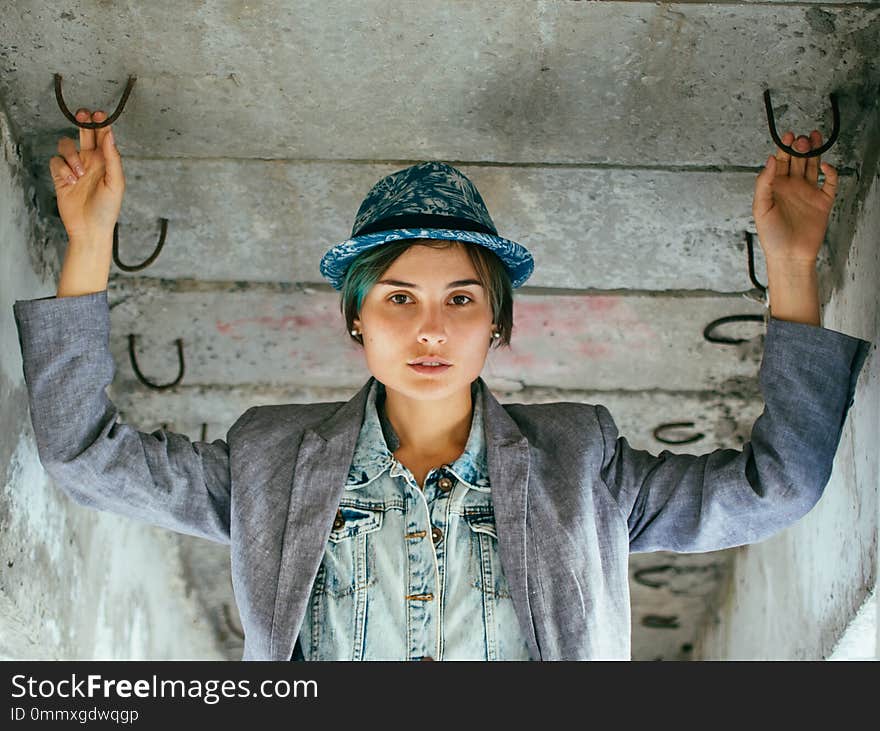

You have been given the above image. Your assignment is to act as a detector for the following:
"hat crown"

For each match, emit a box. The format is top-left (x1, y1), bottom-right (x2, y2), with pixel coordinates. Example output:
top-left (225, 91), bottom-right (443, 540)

top-left (351, 161), bottom-right (498, 238)
top-left (319, 160), bottom-right (534, 291)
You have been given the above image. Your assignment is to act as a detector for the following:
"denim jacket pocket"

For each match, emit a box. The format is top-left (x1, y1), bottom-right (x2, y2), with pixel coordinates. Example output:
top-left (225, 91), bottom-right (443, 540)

top-left (319, 504), bottom-right (383, 598)
top-left (328, 505), bottom-right (383, 543)
top-left (462, 509), bottom-right (512, 598)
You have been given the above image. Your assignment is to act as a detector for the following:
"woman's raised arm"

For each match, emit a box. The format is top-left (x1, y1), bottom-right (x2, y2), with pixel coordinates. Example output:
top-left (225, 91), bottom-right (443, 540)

top-left (13, 110), bottom-right (249, 543)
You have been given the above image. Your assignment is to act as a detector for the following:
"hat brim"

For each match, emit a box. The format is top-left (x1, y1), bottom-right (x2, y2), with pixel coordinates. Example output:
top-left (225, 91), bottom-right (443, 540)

top-left (320, 228), bottom-right (534, 291)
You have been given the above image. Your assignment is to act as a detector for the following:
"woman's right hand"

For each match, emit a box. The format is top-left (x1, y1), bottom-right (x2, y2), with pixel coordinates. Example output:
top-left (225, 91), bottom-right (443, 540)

top-left (49, 108), bottom-right (126, 242)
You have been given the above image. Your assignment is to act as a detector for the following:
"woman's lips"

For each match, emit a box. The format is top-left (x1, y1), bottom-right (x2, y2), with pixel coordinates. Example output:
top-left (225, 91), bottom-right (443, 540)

top-left (408, 364), bottom-right (452, 374)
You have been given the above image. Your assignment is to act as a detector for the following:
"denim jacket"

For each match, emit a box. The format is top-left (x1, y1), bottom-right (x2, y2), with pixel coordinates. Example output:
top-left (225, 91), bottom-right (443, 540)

top-left (12, 290), bottom-right (873, 659)
top-left (297, 377), bottom-right (532, 660)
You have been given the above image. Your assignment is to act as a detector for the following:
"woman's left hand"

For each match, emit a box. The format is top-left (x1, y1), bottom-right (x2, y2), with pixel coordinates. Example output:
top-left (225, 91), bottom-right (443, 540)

top-left (752, 129), bottom-right (839, 264)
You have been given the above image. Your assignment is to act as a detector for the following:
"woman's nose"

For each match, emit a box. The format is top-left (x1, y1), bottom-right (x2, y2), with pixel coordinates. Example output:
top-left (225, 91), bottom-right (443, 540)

top-left (418, 328), bottom-right (447, 344)
top-left (417, 312), bottom-right (447, 343)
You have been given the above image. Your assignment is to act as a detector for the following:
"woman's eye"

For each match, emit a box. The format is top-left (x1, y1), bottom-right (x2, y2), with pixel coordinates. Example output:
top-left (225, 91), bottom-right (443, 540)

top-left (388, 294), bottom-right (473, 305)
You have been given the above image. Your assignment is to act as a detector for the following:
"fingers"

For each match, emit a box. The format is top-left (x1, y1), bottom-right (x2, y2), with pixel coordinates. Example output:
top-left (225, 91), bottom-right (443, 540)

top-left (775, 130), bottom-right (823, 184)
top-left (56, 136), bottom-right (86, 179)
top-left (805, 130), bottom-right (822, 186)
top-left (819, 161), bottom-right (838, 203)
top-left (753, 152), bottom-right (776, 220)
top-left (54, 108), bottom-right (118, 190)
top-left (77, 108), bottom-right (95, 151)
top-left (101, 118), bottom-right (125, 192)
top-left (774, 131), bottom-right (795, 177)
top-left (789, 134), bottom-right (811, 178)
top-left (91, 110), bottom-right (111, 149)
top-left (49, 155), bottom-right (79, 188)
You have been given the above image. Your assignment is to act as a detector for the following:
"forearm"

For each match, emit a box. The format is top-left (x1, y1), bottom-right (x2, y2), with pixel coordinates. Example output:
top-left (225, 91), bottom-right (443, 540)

top-left (57, 232), bottom-right (113, 298)
top-left (765, 258), bottom-right (821, 327)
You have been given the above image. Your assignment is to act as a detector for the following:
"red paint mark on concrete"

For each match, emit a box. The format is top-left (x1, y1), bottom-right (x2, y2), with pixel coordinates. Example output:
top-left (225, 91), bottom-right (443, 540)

top-left (507, 351), bottom-right (537, 368)
top-left (508, 295), bottom-right (664, 364)
top-left (513, 296), bottom-right (622, 338)
top-left (585, 296), bottom-right (618, 313)
top-left (216, 314), bottom-right (323, 338)
top-left (575, 341), bottom-right (612, 358)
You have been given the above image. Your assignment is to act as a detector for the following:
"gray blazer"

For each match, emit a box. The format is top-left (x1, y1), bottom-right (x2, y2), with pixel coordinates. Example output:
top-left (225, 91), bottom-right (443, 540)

top-left (12, 290), bottom-right (872, 660)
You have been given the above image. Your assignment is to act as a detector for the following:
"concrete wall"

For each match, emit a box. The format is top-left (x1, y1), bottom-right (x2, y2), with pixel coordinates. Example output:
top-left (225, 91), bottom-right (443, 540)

top-left (694, 106), bottom-right (880, 661)
top-left (0, 106), bottom-right (224, 659)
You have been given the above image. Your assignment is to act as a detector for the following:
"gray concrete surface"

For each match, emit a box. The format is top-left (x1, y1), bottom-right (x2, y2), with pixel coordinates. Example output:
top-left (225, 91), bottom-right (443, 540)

top-left (1, 1), bottom-right (877, 661)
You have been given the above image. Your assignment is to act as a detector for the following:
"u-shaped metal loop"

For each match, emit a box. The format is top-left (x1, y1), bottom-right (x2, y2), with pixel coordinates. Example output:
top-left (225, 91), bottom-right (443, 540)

top-left (763, 89), bottom-right (840, 158)
top-left (633, 565), bottom-right (675, 590)
top-left (744, 231), bottom-right (767, 295)
top-left (703, 314), bottom-right (765, 345)
top-left (642, 615), bottom-right (680, 629)
top-left (53, 73), bottom-right (137, 128)
top-left (113, 218), bottom-right (169, 271)
top-left (128, 334), bottom-right (185, 390)
top-left (653, 421), bottom-right (705, 445)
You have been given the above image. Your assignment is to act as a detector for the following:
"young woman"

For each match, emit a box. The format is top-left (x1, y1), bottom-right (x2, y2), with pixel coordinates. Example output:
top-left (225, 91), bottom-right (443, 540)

top-left (13, 108), bottom-right (870, 660)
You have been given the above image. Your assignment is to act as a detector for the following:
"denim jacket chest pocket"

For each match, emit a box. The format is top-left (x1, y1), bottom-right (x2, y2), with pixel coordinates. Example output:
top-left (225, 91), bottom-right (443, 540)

top-left (317, 503), bottom-right (384, 598)
top-left (461, 508), bottom-right (513, 599)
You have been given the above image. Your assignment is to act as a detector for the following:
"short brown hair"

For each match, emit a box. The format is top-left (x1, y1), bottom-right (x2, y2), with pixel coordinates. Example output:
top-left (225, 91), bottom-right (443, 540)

top-left (339, 238), bottom-right (514, 349)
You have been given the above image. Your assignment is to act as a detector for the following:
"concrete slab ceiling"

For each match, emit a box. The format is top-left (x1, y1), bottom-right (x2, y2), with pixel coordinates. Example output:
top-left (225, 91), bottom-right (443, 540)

top-left (2, 1), bottom-right (877, 660)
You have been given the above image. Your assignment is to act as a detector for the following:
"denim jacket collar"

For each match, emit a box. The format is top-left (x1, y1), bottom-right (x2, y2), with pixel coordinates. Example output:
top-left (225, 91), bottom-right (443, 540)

top-left (344, 377), bottom-right (491, 492)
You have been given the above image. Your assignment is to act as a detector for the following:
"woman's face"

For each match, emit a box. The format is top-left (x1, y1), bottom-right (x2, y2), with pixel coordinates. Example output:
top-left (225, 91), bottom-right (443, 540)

top-left (352, 242), bottom-right (496, 401)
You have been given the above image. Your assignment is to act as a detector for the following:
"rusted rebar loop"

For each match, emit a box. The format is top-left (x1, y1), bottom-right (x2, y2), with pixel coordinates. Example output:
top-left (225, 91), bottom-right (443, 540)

top-left (128, 334), bottom-right (185, 390)
top-left (744, 231), bottom-right (767, 295)
top-left (54, 73), bottom-right (137, 128)
top-left (652, 421), bottom-right (705, 445)
top-left (703, 314), bottom-right (765, 345)
top-left (223, 603), bottom-right (246, 640)
top-left (763, 89), bottom-right (839, 159)
top-left (633, 565), bottom-right (676, 589)
top-left (113, 219), bottom-right (169, 271)
top-left (642, 615), bottom-right (680, 629)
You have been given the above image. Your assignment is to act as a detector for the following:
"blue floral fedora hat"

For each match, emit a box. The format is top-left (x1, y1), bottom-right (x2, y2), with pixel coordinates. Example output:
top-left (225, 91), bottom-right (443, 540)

top-left (319, 161), bottom-right (534, 290)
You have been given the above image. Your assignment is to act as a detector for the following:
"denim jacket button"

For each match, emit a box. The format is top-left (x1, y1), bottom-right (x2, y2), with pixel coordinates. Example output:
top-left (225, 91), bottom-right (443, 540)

top-left (431, 526), bottom-right (443, 544)
top-left (332, 509), bottom-right (344, 530)
top-left (438, 477), bottom-right (453, 492)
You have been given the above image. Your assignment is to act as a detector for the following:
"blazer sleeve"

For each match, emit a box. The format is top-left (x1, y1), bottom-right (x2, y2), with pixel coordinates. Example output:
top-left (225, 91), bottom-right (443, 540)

top-left (12, 289), bottom-right (255, 545)
top-left (596, 315), bottom-right (873, 554)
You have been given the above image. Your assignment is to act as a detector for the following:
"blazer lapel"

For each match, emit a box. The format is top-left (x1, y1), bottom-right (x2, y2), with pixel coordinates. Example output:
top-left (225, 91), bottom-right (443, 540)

top-left (269, 377), bottom-right (374, 660)
top-left (478, 377), bottom-right (541, 660)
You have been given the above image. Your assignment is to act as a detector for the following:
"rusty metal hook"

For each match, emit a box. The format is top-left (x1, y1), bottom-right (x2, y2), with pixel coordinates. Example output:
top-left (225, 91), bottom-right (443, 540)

top-left (222, 603), bottom-right (245, 640)
top-left (763, 89), bottom-right (840, 159)
top-left (128, 334), bottom-right (185, 390)
top-left (633, 565), bottom-right (675, 589)
top-left (703, 314), bottom-right (765, 344)
top-left (113, 219), bottom-right (168, 271)
top-left (653, 421), bottom-right (705, 445)
top-left (642, 614), bottom-right (680, 629)
top-left (744, 231), bottom-right (767, 295)
top-left (53, 73), bottom-right (137, 129)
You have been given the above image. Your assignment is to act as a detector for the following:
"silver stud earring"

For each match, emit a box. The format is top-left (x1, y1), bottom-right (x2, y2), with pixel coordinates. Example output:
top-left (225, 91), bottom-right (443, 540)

top-left (351, 329), bottom-right (360, 336)
top-left (492, 331), bottom-right (500, 339)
